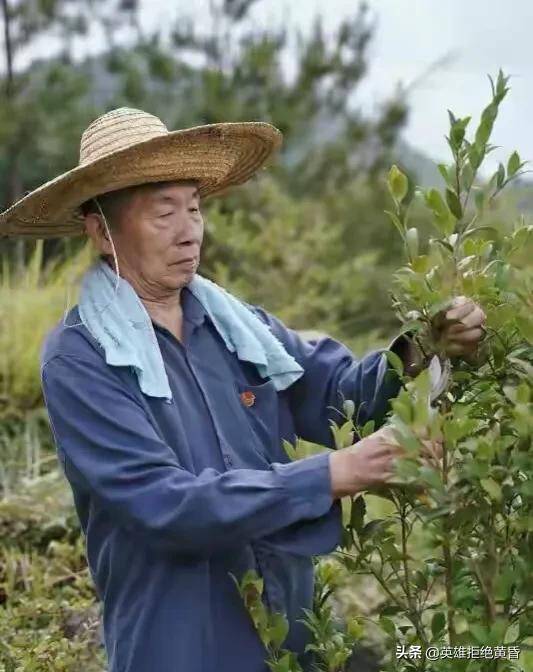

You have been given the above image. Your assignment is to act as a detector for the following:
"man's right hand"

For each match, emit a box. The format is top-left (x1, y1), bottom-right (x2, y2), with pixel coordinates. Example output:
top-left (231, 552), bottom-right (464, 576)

top-left (328, 425), bottom-right (442, 499)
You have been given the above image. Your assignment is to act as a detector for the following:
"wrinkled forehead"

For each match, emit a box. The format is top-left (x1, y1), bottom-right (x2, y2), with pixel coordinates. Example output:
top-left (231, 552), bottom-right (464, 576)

top-left (142, 179), bottom-right (201, 205)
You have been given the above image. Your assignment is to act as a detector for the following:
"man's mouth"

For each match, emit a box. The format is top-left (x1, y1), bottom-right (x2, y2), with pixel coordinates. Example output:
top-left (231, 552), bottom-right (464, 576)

top-left (171, 257), bottom-right (196, 265)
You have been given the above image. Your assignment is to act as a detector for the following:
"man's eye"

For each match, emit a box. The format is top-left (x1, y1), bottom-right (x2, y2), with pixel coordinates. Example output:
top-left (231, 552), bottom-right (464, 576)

top-left (189, 207), bottom-right (201, 214)
top-left (160, 212), bottom-right (174, 218)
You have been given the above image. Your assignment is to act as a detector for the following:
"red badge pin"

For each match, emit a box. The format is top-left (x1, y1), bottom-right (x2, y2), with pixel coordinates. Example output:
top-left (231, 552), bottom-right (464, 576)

top-left (240, 390), bottom-right (256, 407)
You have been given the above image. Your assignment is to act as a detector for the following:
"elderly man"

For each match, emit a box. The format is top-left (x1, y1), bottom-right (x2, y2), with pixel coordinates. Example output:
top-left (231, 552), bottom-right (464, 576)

top-left (0, 108), bottom-right (485, 672)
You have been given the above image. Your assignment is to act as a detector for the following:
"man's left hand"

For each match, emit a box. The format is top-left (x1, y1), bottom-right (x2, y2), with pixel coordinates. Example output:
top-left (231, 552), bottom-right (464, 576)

top-left (433, 296), bottom-right (487, 358)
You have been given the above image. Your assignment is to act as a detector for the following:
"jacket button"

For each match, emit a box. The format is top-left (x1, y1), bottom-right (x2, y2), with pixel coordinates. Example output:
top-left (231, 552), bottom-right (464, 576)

top-left (240, 390), bottom-right (256, 407)
top-left (223, 454), bottom-right (233, 467)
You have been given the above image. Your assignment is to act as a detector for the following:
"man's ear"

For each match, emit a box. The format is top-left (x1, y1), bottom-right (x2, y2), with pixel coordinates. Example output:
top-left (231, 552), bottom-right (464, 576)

top-left (84, 213), bottom-right (112, 255)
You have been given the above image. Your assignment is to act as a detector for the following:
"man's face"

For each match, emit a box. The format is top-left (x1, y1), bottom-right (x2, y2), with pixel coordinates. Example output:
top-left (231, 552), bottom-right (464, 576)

top-left (87, 181), bottom-right (204, 293)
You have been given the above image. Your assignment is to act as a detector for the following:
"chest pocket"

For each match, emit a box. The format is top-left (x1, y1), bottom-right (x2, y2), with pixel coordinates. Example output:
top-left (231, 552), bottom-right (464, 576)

top-left (232, 377), bottom-right (282, 463)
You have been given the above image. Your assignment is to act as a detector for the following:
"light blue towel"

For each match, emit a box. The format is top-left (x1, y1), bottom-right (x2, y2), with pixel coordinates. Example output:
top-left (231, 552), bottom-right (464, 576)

top-left (77, 258), bottom-right (304, 401)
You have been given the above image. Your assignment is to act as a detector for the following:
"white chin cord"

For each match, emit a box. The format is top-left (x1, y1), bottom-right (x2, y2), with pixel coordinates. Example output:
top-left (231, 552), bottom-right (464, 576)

top-left (62, 198), bottom-right (121, 329)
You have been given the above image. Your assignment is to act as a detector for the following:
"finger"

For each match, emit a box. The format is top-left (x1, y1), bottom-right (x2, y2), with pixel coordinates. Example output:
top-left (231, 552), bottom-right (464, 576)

top-left (445, 340), bottom-right (480, 356)
top-left (373, 444), bottom-right (405, 461)
top-left (418, 446), bottom-right (442, 471)
top-left (365, 446), bottom-right (397, 463)
top-left (433, 441), bottom-right (443, 459)
top-left (419, 444), bottom-right (434, 461)
top-left (418, 454), bottom-right (440, 470)
top-left (445, 297), bottom-right (474, 321)
top-left (377, 425), bottom-right (400, 443)
top-left (373, 454), bottom-right (401, 478)
top-left (454, 306), bottom-right (486, 330)
top-left (444, 307), bottom-right (485, 333)
top-left (420, 439), bottom-right (443, 460)
top-left (414, 426), bottom-right (430, 440)
top-left (445, 321), bottom-right (472, 335)
top-left (375, 434), bottom-right (402, 452)
top-left (447, 326), bottom-right (485, 344)
top-left (382, 466), bottom-right (398, 482)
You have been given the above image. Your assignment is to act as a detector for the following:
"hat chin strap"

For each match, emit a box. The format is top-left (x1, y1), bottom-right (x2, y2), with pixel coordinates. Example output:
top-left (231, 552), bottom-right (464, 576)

top-left (94, 198), bottom-right (121, 282)
top-left (61, 199), bottom-right (122, 330)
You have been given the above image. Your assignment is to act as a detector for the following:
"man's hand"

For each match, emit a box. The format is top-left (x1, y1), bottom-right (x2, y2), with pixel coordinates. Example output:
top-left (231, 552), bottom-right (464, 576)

top-left (432, 296), bottom-right (487, 358)
top-left (393, 296), bottom-right (487, 376)
top-left (328, 425), bottom-right (443, 499)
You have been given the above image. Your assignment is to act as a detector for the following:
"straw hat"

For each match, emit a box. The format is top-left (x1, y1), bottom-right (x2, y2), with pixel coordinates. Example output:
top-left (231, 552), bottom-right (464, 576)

top-left (0, 107), bottom-right (283, 239)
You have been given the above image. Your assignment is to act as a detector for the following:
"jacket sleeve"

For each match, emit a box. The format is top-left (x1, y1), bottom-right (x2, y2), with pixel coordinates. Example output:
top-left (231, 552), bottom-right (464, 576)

top-left (41, 354), bottom-right (336, 559)
top-left (247, 305), bottom-right (404, 557)
top-left (248, 305), bottom-right (404, 449)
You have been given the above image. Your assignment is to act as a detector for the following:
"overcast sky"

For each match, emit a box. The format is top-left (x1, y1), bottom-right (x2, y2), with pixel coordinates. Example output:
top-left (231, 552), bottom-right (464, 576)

top-left (18, 0), bottom-right (533, 174)
top-left (136, 0), bottom-right (533, 174)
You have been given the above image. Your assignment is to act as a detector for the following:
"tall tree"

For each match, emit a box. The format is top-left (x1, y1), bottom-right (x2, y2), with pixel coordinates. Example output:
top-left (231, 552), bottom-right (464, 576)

top-left (0, 0), bottom-right (137, 268)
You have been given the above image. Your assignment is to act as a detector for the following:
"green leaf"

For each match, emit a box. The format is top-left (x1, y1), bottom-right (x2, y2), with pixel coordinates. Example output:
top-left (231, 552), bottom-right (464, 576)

top-left (361, 518), bottom-right (393, 540)
top-left (480, 477), bottom-right (502, 502)
top-left (495, 69), bottom-right (510, 99)
top-left (496, 162), bottom-right (505, 188)
top-left (380, 604), bottom-right (403, 616)
top-left (268, 612), bottom-right (289, 649)
top-left (474, 188), bottom-right (485, 212)
top-left (342, 399), bottom-right (355, 420)
top-left (385, 210), bottom-right (405, 238)
top-left (448, 115), bottom-right (471, 152)
top-left (433, 238), bottom-right (454, 254)
top-left (282, 439), bottom-right (298, 462)
top-left (460, 161), bottom-right (474, 191)
top-left (516, 315), bottom-right (533, 342)
top-left (397, 319), bottom-right (425, 336)
top-left (475, 102), bottom-right (498, 150)
top-left (388, 165), bottom-right (409, 204)
top-left (470, 623), bottom-right (489, 644)
top-left (385, 349), bottom-right (404, 377)
top-left (438, 163), bottom-right (451, 185)
top-left (469, 143), bottom-right (482, 170)
top-left (411, 255), bottom-right (430, 273)
top-left (425, 188), bottom-right (454, 235)
top-left (333, 420), bottom-right (354, 450)
top-left (350, 495), bottom-right (366, 535)
top-left (269, 651), bottom-right (293, 672)
top-left (413, 570), bottom-right (428, 591)
top-left (445, 188), bottom-right (463, 219)
top-left (361, 419), bottom-right (375, 437)
top-left (461, 225), bottom-right (498, 240)
top-left (425, 188), bottom-right (447, 217)
top-left (431, 612), bottom-right (446, 639)
top-left (379, 616), bottom-right (396, 638)
top-left (507, 150), bottom-right (521, 176)
top-left (504, 621), bottom-right (520, 644)
top-left (448, 109), bottom-right (457, 126)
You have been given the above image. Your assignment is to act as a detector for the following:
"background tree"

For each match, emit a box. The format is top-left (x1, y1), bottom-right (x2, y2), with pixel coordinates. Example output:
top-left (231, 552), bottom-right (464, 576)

top-left (0, 0), bottom-right (137, 269)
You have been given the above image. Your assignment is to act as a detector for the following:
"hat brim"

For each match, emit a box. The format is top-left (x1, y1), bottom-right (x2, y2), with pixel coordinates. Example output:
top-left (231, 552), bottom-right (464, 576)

top-left (0, 121), bottom-right (282, 238)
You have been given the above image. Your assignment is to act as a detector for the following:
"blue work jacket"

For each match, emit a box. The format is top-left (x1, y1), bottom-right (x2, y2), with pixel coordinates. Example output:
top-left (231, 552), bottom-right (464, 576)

top-left (40, 286), bottom-right (403, 672)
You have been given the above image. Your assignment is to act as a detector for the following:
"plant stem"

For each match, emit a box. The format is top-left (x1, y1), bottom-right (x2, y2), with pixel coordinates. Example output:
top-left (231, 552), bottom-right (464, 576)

top-left (440, 419), bottom-right (456, 647)
top-left (399, 500), bottom-right (430, 650)
top-left (335, 549), bottom-right (407, 612)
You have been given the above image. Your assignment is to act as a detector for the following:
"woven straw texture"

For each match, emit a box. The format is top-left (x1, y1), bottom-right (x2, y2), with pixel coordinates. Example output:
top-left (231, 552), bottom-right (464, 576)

top-left (0, 107), bottom-right (283, 239)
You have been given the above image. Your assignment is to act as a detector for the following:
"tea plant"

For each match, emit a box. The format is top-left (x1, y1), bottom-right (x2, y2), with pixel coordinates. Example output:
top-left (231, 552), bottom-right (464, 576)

top-left (238, 71), bottom-right (533, 672)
